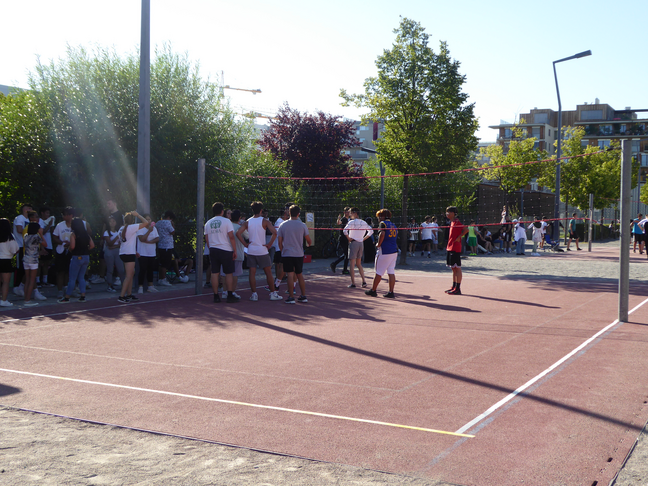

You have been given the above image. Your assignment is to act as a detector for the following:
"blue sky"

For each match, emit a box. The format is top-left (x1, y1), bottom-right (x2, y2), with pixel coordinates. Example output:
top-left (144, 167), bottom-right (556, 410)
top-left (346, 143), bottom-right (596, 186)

top-left (2, 0), bottom-right (646, 141)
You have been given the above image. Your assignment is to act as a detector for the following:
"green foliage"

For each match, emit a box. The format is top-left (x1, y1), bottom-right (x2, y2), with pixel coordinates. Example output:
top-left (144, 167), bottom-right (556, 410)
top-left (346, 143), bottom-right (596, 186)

top-left (536, 127), bottom-right (631, 210)
top-left (641, 180), bottom-right (648, 206)
top-left (340, 17), bottom-right (478, 175)
top-left (481, 121), bottom-right (547, 206)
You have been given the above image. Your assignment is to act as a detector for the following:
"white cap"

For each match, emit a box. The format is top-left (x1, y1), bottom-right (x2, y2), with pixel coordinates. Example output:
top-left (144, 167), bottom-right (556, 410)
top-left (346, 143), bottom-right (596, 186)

top-left (512, 219), bottom-right (518, 222)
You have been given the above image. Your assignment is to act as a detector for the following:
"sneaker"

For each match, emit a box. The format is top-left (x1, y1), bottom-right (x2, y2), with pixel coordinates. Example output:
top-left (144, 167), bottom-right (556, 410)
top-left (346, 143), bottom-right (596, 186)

top-left (577, 248), bottom-right (582, 251)
top-left (566, 248), bottom-right (571, 251)
top-left (159, 279), bottom-right (172, 286)
top-left (329, 263), bottom-right (336, 274)
top-left (383, 292), bottom-right (395, 299)
top-left (365, 289), bottom-right (377, 297)
top-left (213, 294), bottom-right (221, 303)
top-left (445, 287), bottom-right (456, 294)
top-left (341, 270), bottom-right (350, 275)
top-left (24, 301), bottom-right (39, 307)
top-left (221, 291), bottom-right (228, 299)
top-left (138, 286), bottom-right (144, 294)
top-left (13, 287), bottom-right (24, 297)
top-left (33, 290), bottom-right (47, 301)
top-left (41, 282), bottom-right (55, 287)
top-left (269, 291), bottom-right (282, 301)
top-left (297, 295), bottom-right (308, 303)
top-left (448, 288), bottom-right (462, 295)
top-left (361, 282), bottom-right (368, 288)
top-left (285, 297), bottom-right (296, 304)
top-left (147, 286), bottom-right (159, 293)
top-left (114, 277), bottom-right (121, 286)
top-left (232, 292), bottom-right (241, 299)
top-left (348, 284), bottom-right (356, 288)
top-left (249, 292), bottom-right (258, 302)
top-left (117, 296), bottom-right (129, 303)
top-left (107, 286), bottom-right (117, 293)
top-left (78, 296), bottom-right (86, 302)
top-left (226, 295), bottom-right (239, 303)
top-left (178, 275), bottom-right (189, 283)
top-left (127, 294), bottom-right (139, 302)
top-left (0, 300), bottom-right (14, 307)
top-left (57, 297), bottom-right (70, 303)
top-left (90, 276), bottom-right (105, 284)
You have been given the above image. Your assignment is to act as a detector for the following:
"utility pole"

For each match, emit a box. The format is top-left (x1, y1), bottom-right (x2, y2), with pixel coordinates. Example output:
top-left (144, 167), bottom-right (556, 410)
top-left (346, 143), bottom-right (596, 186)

top-left (136, 0), bottom-right (151, 215)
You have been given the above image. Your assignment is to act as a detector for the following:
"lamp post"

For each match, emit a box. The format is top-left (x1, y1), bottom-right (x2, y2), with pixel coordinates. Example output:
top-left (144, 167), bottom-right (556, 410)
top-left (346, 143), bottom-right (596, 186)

top-left (552, 49), bottom-right (592, 241)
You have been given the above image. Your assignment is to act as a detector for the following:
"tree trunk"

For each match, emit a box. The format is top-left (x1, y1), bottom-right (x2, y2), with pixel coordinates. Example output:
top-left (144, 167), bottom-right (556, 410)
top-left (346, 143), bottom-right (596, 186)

top-left (399, 175), bottom-right (409, 264)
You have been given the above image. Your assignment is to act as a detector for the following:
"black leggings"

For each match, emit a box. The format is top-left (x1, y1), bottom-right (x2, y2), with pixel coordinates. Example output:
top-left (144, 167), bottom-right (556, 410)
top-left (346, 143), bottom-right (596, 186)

top-left (138, 256), bottom-right (156, 287)
top-left (332, 240), bottom-right (349, 271)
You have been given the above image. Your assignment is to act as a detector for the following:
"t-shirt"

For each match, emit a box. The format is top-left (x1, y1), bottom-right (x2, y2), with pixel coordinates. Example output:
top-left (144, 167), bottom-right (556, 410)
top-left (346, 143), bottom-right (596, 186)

top-left (0, 239), bottom-right (19, 260)
top-left (205, 216), bottom-right (235, 251)
top-left (407, 223), bottom-right (419, 240)
top-left (38, 218), bottom-right (53, 250)
top-left (272, 217), bottom-right (286, 251)
top-left (119, 224), bottom-right (141, 255)
top-left (569, 219), bottom-right (577, 233)
top-left (514, 223), bottom-right (527, 240)
top-left (632, 219), bottom-right (644, 234)
top-left (446, 219), bottom-right (464, 253)
top-left (103, 230), bottom-right (121, 249)
top-left (343, 218), bottom-right (373, 242)
top-left (156, 219), bottom-right (175, 249)
top-left (23, 233), bottom-right (43, 265)
top-left (53, 221), bottom-right (72, 255)
top-left (137, 226), bottom-right (159, 257)
top-left (13, 214), bottom-right (29, 247)
top-left (378, 220), bottom-right (398, 254)
top-left (277, 219), bottom-right (309, 258)
top-left (232, 223), bottom-right (245, 261)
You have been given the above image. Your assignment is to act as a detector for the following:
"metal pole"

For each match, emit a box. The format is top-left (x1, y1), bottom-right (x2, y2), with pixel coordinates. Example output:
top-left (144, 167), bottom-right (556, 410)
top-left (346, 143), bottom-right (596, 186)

top-left (588, 193), bottom-right (593, 252)
top-left (136, 0), bottom-right (151, 215)
top-left (619, 140), bottom-right (631, 323)
top-left (553, 62), bottom-right (562, 244)
top-left (195, 158), bottom-right (205, 295)
top-left (380, 160), bottom-right (385, 209)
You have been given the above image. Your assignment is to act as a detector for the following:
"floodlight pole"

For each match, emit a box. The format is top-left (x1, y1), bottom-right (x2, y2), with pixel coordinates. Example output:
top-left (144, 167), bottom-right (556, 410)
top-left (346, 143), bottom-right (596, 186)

top-left (619, 141), bottom-right (631, 322)
top-left (552, 50), bottom-right (591, 241)
top-left (195, 158), bottom-right (205, 295)
top-left (136, 0), bottom-right (151, 215)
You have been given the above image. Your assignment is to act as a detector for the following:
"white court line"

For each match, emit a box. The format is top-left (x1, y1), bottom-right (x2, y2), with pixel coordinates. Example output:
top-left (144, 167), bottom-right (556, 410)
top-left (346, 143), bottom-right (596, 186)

top-left (0, 367), bottom-right (473, 438)
top-left (455, 296), bottom-right (648, 435)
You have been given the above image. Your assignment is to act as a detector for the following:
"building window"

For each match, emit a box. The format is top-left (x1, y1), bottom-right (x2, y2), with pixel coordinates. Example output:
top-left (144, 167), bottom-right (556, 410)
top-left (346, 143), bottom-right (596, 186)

top-left (548, 129), bottom-right (551, 137)
top-left (598, 139), bottom-right (611, 149)
top-left (600, 125), bottom-right (613, 135)
top-left (504, 128), bottom-right (513, 138)
top-left (620, 124), bottom-right (626, 134)
top-left (534, 113), bottom-right (548, 124)
top-left (581, 110), bottom-right (603, 121)
top-left (532, 127), bottom-right (541, 139)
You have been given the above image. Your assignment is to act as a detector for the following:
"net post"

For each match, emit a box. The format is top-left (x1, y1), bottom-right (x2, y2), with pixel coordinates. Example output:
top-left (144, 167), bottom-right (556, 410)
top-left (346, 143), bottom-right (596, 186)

top-left (618, 141), bottom-right (631, 323)
top-left (195, 158), bottom-right (205, 295)
top-left (587, 193), bottom-right (593, 252)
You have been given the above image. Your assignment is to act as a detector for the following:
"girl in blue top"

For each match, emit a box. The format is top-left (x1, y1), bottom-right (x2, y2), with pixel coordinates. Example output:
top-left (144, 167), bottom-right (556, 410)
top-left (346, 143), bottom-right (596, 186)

top-left (365, 208), bottom-right (398, 298)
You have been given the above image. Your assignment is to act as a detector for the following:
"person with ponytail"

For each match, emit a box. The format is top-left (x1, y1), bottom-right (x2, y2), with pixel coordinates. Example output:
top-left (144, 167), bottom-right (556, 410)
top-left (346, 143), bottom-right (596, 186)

top-left (118, 211), bottom-right (149, 303)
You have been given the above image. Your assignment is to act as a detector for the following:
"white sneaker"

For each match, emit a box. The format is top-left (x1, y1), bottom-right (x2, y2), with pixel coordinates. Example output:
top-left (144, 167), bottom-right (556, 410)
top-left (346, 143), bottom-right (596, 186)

top-left (232, 292), bottom-right (241, 299)
top-left (138, 286), bottom-right (144, 294)
top-left (179, 275), bottom-right (189, 283)
top-left (269, 291), bottom-right (282, 301)
top-left (159, 279), bottom-right (172, 287)
top-left (90, 276), bottom-right (105, 284)
top-left (24, 301), bottom-right (39, 307)
top-left (221, 291), bottom-right (228, 299)
top-left (0, 300), bottom-right (13, 307)
top-left (147, 286), bottom-right (159, 293)
top-left (249, 292), bottom-right (258, 301)
top-left (13, 287), bottom-right (24, 297)
top-left (33, 289), bottom-right (47, 301)
top-left (114, 277), bottom-right (121, 286)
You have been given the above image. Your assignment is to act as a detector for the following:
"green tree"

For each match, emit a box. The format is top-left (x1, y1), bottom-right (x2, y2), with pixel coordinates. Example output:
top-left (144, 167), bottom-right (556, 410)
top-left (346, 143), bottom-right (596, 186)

top-left (481, 122), bottom-right (546, 215)
top-left (641, 180), bottom-right (648, 206)
top-left (340, 17), bottom-right (478, 262)
top-left (536, 127), bottom-right (633, 210)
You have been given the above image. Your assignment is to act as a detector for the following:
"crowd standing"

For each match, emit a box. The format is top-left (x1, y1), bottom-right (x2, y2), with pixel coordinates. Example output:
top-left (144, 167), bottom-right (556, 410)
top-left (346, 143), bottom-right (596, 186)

top-left (1, 199), bottom-right (645, 309)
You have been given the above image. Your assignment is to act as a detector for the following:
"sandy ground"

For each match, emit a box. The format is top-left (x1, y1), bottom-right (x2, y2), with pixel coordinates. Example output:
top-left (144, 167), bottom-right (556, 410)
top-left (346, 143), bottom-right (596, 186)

top-left (1, 239), bottom-right (647, 485)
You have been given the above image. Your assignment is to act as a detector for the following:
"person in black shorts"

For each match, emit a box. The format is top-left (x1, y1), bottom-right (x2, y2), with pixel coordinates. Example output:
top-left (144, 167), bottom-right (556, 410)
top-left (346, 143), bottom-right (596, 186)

top-left (330, 207), bottom-right (350, 274)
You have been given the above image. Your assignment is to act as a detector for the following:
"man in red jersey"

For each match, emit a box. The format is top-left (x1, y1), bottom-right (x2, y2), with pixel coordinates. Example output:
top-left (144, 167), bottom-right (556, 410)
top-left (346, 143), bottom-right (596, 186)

top-left (445, 206), bottom-right (468, 295)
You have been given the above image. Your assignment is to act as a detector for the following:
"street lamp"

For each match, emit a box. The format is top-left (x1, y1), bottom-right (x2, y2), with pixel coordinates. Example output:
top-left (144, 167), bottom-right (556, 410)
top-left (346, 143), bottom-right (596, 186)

top-left (553, 49), bottom-right (592, 241)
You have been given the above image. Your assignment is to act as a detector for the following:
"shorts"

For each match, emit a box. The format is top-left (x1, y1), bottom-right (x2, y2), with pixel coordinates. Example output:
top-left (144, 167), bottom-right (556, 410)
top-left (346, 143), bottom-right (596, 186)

top-left (431, 234), bottom-right (438, 244)
top-left (282, 256), bottom-right (304, 275)
top-left (220, 260), bottom-right (243, 277)
top-left (0, 259), bottom-right (14, 273)
top-left (23, 262), bottom-right (39, 270)
top-left (421, 239), bottom-right (432, 245)
top-left (569, 231), bottom-right (579, 240)
top-left (210, 247), bottom-right (235, 275)
top-left (273, 250), bottom-right (282, 264)
top-left (446, 251), bottom-right (461, 268)
top-left (120, 254), bottom-right (137, 263)
top-left (634, 233), bottom-right (645, 243)
top-left (158, 248), bottom-right (174, 268)
top-left (246, 253), bottom-right (272, 269)
top-left (55, 252), bottom-right (72, 272)
top-left (467, 237), bottom-right (477, 247)
top-left (348, 240), bottom-right (364, 260)
top-left (374, 250), bottom-right (397, 277)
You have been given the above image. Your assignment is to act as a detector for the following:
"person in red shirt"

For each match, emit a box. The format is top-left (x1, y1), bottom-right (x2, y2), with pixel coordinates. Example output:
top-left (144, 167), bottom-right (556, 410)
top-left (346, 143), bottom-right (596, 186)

top-left (445, 206), bottom-right (468, 295)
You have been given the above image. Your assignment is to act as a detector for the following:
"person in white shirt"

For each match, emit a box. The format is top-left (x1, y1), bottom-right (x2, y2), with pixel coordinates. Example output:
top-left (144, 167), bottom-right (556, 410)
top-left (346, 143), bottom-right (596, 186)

top-left (12, 203), bottom-right (33, 296)
top-left (137, 214), bottom-right (160, 294)
top-left (343, 207), bottom-right (374, 288)
top-left (52, 207), bottom-right (75, 298)
top-left (0, 218), bottom-right (20, 307)
top-left (205, 202), bottom-right (239, 304)
top-left (527, 217), bottom-right (543, 256)
top-left (236, 201), bottom-right (282, 302)
top-left (420, 215), bottom-right (434, 258)
top-left (38, 206), bottom-right (55, 287)
top-left (514, 219), bottom-right (527, 255)
top-left (118, 211), bottom-right (149, 303)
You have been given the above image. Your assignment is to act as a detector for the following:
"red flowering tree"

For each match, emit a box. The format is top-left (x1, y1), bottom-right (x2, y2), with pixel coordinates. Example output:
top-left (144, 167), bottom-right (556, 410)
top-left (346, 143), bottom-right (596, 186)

top-left (258, 104), bottom-right (362, 179)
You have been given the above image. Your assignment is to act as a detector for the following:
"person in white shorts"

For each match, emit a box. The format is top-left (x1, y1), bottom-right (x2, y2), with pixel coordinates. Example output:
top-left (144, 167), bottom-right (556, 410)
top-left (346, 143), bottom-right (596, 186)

top-left (236, 201), bottom-right (282, 301)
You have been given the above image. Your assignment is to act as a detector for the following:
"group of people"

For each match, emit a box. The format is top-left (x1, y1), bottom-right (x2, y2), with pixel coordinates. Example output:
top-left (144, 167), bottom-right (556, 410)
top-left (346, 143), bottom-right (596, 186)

top-left (0, 200), bottom-right (192, 307)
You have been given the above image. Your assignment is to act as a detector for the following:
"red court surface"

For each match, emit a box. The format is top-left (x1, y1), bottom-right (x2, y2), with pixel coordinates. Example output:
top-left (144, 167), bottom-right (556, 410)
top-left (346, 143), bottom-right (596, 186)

top-left (1, 272), bottom-right (648, 485)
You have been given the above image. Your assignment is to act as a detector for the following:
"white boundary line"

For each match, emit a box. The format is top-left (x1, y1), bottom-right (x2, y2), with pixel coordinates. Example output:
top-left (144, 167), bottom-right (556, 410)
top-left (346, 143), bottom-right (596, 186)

top-left (0, 367), bottom-right (473, 438)
top-left (455, 296), bottom-right (648, 435)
